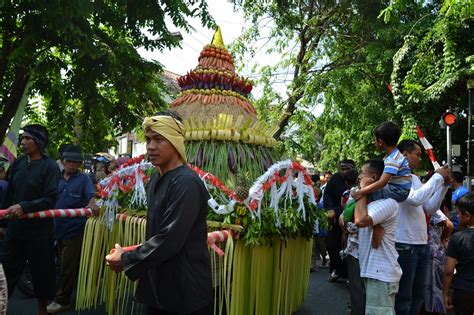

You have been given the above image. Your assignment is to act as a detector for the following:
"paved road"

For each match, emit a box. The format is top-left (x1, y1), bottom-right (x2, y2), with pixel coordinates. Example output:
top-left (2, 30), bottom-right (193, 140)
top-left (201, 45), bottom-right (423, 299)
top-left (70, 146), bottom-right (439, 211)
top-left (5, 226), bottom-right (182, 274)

top-left (8, 289), bottom-right (105, 315)
top-left (8, 258), bottom-right (349, 315)
top-left (296, 259), bottom-right (350, 315)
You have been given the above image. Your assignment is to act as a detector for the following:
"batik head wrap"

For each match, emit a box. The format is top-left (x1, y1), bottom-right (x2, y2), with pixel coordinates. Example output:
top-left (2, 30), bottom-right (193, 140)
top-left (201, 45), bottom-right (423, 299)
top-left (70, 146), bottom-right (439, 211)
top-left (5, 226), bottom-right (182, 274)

top-left (142, 114), bottom-right (187, 163)
top-left (22, 124), bottom-right (49, 154)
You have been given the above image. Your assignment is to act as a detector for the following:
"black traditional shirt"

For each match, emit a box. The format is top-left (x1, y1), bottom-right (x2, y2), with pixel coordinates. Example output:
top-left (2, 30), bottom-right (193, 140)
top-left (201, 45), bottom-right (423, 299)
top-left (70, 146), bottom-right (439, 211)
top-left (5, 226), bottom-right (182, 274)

top-left (122, 165), bottom-right (212, 313)
top-left (3, 155), bottom-right (60, 240)
top-left (323, 172), bottom-right (348, 215)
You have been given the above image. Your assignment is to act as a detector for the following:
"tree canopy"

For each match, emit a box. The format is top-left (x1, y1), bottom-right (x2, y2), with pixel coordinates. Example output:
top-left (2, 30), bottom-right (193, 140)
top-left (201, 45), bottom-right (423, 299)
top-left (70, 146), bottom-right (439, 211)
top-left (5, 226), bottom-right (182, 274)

top-left (233, 0), bottom-right (473, 171)
top-left (0, 0), bottom-right (213, 155)
top-left (389, 0), bottom-right (473, 168)
top-left (2, 0), bottom-right (472, 167)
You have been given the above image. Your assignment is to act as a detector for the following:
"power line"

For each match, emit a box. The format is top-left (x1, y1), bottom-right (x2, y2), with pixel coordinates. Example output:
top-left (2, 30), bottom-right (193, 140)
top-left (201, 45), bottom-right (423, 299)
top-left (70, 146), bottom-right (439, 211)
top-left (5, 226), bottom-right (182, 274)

top-left (188, 20), bottom-right (212, 46)
top-left (181, 40), bottom-right (201, 54)
top-left (187, 33), bottom-right (207, 47)
top-left (241, 64), bottom-right (332, 78)
top-left (191, 26), bottom-right (213, 45)
top-left (216, 19), bottom-right (246, 26)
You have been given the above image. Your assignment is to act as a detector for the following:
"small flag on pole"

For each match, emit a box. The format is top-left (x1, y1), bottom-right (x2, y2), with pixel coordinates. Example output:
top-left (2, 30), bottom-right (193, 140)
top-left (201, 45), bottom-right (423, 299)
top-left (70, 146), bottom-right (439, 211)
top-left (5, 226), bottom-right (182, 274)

top-left (0, 81), bottom-right (31, 166)
top-left (416, 125), bottom-right (441, 170)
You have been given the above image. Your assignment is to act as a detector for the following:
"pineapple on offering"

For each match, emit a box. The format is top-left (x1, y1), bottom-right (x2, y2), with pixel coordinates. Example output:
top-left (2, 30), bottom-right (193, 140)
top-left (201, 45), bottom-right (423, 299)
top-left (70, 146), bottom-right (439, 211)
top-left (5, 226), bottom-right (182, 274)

top-left (234, 173), bottom-right (250, 225)
top-left (235, 172), bottom-right (250, 202)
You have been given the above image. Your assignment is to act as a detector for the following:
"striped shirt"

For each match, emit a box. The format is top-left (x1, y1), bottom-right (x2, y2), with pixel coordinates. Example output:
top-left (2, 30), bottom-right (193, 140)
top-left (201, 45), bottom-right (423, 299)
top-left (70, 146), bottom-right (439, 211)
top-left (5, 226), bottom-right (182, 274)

top-left (384, 148), bottom-right (411, 189)
top-left (359, 199), bottom-right (402, 283)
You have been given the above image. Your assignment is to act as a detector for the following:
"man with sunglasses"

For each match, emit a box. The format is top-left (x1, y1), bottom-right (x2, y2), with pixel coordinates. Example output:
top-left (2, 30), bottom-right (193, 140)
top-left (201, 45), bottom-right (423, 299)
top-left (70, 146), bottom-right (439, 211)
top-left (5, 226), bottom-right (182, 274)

top-left (1, 124), bottom-right (60, 315)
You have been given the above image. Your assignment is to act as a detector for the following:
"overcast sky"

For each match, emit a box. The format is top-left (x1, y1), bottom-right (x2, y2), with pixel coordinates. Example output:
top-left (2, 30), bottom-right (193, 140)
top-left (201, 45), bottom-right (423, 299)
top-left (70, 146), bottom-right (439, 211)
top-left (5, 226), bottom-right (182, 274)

top-left (138, 0), bottom-right (249, 76)
top-left (138, 0), bottom-right (324, 117)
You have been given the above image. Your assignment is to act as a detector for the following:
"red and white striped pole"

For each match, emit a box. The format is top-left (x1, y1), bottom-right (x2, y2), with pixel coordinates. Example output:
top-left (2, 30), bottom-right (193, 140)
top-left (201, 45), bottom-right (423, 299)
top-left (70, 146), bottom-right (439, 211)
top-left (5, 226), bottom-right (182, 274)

top-left (0, 208), bottom-right (93, 219)
top-left (207, 230), bottom-right (233, 257)
top-left (0, 209), bottom-right (237, 257)
top-left (109, 230), bottom-right (235, 256)
top-left (416, 125), bottom-right (441, 170)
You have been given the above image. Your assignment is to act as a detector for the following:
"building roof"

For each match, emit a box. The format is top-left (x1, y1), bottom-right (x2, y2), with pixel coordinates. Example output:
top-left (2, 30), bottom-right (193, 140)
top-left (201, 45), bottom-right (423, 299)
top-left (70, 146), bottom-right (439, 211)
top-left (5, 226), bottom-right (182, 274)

top-left (161, 70), bottom-right (181, 96)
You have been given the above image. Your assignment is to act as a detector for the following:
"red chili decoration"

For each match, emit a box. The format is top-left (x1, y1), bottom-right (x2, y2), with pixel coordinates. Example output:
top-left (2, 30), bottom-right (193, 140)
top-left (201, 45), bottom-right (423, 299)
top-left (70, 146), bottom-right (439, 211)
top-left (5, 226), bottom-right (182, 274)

top-left (188, 164), bottom-right (242, 203)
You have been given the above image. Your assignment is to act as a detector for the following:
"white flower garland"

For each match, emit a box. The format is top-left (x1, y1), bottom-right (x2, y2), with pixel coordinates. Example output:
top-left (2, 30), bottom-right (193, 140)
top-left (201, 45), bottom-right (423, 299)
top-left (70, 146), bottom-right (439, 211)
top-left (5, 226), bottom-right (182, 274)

top-left (245, 160), bottom-right (316, 226)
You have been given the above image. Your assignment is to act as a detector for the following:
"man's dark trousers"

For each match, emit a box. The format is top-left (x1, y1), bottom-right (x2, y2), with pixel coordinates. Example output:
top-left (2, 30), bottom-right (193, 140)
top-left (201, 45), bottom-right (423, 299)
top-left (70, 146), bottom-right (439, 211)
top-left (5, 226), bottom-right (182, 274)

top-left (55, 233), bottom-right (83, 305)
top-left (346, 255), bottom-right (365, 315)
top-left (326, 219), bottom-right (347, 278)
top-left (395, 243), bottom-right (429, 315)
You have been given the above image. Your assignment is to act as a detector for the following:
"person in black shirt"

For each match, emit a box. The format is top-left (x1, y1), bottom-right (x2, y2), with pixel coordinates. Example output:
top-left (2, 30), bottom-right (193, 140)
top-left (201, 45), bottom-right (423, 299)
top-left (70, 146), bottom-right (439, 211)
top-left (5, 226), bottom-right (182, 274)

top-left (444, 192), bottom-right (474, 314)
top-left (323, 159), bottom-right (356, 282)
top-left (1, 124), bottom-right (60, 315)
top-left (106, 111), bottom-right (212, 315)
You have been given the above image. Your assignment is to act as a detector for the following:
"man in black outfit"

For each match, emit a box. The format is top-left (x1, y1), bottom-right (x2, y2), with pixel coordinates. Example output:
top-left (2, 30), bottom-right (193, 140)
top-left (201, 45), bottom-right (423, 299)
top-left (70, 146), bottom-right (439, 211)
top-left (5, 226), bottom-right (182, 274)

top-left (106, 111), bottom-right (212, 315)
top-left (1, 124), bottom-right (60, 315)
top-left (323, 159), bottom-right (356, 282)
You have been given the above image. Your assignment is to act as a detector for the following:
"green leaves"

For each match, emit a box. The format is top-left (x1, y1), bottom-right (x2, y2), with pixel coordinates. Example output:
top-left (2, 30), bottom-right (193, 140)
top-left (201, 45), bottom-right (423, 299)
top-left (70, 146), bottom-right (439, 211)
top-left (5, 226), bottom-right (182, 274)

top-left (388, 1), bottom-right (473, 166)
top-left (242, 202), bottom-right (318, 247)
top-left (0, 0), bottom-right (212, 154)
top-left (231, 1), bottom-right (471, 170)
top-left (378, 6), bottom-right (393, 23)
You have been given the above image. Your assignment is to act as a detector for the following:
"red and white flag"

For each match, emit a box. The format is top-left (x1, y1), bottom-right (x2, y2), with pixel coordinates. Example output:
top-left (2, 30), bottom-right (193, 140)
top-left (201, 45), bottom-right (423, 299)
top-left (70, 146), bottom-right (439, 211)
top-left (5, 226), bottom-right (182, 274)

top-left (416, 125), bottom-right (441, 170)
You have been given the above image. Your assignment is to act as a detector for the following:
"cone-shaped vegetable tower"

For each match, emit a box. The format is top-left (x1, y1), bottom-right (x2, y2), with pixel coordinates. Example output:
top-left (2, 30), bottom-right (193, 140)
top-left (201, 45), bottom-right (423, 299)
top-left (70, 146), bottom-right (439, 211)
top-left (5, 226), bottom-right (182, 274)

top-left (76, 28), bottom-right (316, 315)
top-left (171, 27), bottom-right (279, 184)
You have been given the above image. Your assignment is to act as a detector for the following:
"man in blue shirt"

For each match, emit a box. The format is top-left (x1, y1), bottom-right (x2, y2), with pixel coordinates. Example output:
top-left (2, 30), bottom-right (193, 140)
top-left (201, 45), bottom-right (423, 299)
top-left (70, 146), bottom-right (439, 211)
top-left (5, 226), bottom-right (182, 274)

top-left (47, 145), bottom-right (98, 314)
top-left (451, 171), bottom-right (469, 232)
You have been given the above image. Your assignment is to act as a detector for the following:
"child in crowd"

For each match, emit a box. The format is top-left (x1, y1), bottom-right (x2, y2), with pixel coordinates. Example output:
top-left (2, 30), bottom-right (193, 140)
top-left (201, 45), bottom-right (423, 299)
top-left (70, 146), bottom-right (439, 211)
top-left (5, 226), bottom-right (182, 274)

top-left (351, 121), bottom-right (411, 203)
top-left (341, 195), bottom-right (364, 315)
top-left (311, 173), bottom-right (328, 271)
top-left (450, 171), bottom-right (469, 232)
top-left (444, 192), bottom-right (474, 314)
top-left (339, 168), bottom-right (359, 258)
top-left (425, 209), bottom-right (453, 314)
top-left (354, 159), bottom-right (402, 314)
top-left (311, 218), bottom-right (328, 271)
top-left (419, 173), bottom-right (454, 314)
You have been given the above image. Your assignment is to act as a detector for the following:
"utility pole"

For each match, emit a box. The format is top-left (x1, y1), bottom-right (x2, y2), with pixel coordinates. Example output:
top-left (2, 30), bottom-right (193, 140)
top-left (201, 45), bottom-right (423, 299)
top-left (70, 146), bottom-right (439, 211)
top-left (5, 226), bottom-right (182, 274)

top-left (442, 111), bottom-right (457, 167)
top-left (467, 79), bottom-right (474, 190)
top-left (447, 125), bottom-right (452, 168)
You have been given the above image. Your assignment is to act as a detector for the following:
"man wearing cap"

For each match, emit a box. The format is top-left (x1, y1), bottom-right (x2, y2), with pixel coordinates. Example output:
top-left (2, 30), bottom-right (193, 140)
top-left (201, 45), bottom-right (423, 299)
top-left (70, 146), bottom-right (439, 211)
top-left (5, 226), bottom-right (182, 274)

top-left (1, 124), bottom-right (60, 315)
top-left (106, 111), bottom-right (213, 315)
top-left (47, 145), bottom-right (98, 314)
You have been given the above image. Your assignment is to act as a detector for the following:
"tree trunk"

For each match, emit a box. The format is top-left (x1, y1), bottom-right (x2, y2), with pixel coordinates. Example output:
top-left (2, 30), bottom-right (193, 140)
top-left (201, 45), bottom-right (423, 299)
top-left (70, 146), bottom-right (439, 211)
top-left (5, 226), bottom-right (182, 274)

top-left (273, 2), bottom-right (340, 140)
top-left (274, 1), bottom-right (327, 140)
top-left (0, 0), bottom-right (14, 89)
top-left (0, 66), bottom-right (29, 144)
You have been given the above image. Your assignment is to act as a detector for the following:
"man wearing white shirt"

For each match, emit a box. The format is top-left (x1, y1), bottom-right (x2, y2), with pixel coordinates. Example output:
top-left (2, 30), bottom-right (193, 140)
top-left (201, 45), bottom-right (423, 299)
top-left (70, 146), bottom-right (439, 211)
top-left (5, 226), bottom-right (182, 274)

top-left (394, 140), bottom-right (451, 315)
top-left (355, 160), bottom-right (402, 315)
